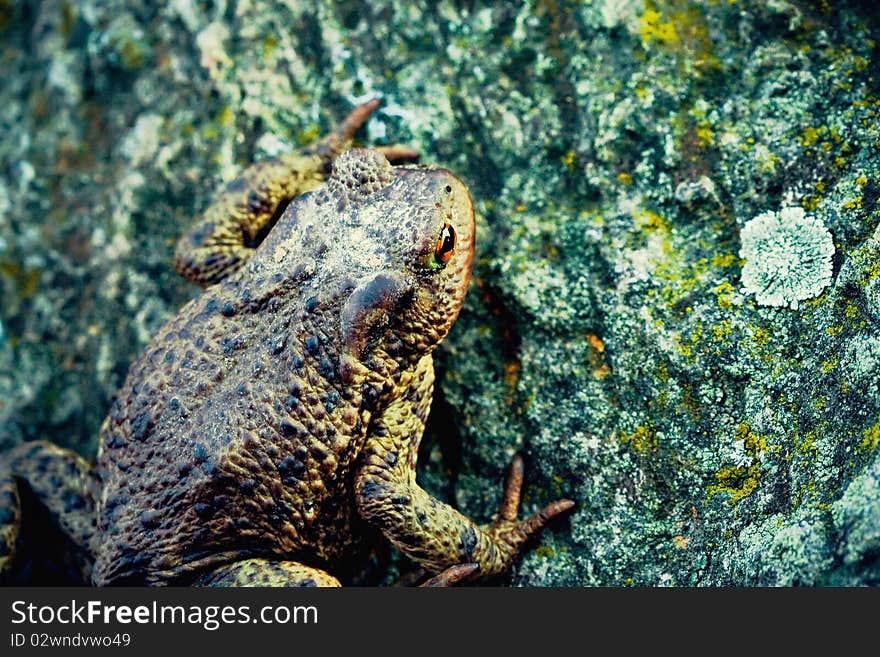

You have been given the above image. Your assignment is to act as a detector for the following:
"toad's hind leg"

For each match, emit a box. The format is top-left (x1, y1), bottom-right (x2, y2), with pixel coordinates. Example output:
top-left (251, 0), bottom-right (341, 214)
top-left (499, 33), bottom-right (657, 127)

top-left (172, 99), bottom-right (418, 287)
top-left (0, 441), bottom-right (98, 583)
top-left (194, 559), bottom-right (341, 587)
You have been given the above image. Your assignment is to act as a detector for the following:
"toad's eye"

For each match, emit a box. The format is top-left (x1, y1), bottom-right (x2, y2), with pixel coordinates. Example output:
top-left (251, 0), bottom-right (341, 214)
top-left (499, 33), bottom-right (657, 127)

top-left (434, 223), bottom-right (456, 267)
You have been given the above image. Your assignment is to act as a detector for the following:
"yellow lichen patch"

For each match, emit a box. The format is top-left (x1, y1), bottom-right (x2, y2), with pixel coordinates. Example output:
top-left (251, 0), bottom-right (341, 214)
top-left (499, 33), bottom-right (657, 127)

top-left (532, 545), bottom-right (556, 559)
top-left (562, 150), bottom-right (577, 171)
top-left (712, 319), bottom-right (732, 342)
top-left (860, 418), bottom-right (880, 453)
top-left (711, 252), bottom-right (736, 268)
top-left (801, 194), bottom-right (823, 211)
top-left (708, 422), bottom-right (767, 504)
top-left (262, 33), bottom-right (278, 60)
top-left (736, 422), bottom-right (767, 454)
top-left (297, 124), bottom-right (320, 146)
top-left (750, 326), bottom-right (769, 346)
top-left (218, 106), bottom-right (234, 127)
top-left (673, 535), bottom-right (688, 549)
top-left (799, 126), bottom-right (824, 147)
top-left (714, 280), bottom-right (734, 310)
top-left (619, 425), bottom-right (659, 452)
top-left (820, 356), bottom-right (838, 374)
top-left (634, 208), bottom-right (672, 234)
top-left (618, 171), bottom-right (633, 185)
top-left (639, 7), bottom-right (680, 47)
top-left (708, 463), bottom-right (761, 504)
top-left (695, 121), bottom-right (714, 148)
top-left (656, 361), bottom-right (669, 382)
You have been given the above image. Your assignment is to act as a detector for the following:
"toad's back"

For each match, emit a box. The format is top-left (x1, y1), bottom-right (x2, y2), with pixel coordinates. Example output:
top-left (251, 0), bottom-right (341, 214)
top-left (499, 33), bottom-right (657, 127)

top-left (93, 266), bottom-right (373, 585)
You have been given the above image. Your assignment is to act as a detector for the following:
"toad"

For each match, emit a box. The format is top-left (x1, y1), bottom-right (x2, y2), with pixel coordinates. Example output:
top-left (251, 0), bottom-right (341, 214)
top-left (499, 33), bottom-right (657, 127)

top-left (0, 100), bottom-right (573, 586)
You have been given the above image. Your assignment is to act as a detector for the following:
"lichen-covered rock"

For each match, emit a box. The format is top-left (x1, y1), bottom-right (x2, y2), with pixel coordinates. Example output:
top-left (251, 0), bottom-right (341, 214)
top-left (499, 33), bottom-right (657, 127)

top-left (1, 0), bottom-right (879, 586)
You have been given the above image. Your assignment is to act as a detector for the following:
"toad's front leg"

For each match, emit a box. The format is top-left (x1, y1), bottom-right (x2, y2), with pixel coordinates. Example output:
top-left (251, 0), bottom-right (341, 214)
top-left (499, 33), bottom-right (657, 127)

top-left (354, 357), bottom-right (573, 582)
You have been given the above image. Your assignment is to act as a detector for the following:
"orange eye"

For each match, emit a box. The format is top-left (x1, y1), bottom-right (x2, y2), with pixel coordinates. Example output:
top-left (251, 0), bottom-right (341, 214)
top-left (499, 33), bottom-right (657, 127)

top-left (434, 223), bottom-right (456, 267)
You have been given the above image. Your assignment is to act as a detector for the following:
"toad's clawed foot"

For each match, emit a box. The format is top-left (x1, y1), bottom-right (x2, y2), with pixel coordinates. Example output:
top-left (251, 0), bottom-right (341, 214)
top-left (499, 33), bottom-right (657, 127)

top-left (486, 454), bottom-right (575, 559)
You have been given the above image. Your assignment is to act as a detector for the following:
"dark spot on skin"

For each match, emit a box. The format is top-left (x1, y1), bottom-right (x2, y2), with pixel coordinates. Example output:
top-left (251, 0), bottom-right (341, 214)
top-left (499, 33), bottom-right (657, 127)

top-left (386, 452), bottom-right (398, 466)
top-left (398, 533), bottom-right (423, 547)
top-left (278, 456), bottom-right (306, 479)
top-left (164, 350), bottom-right (175, 364)
top-left (247, 190), bottom-right (267, 213)
top-left (322, 390), bottom-right (340, 412)
top-left (177, 462), bottom-right (191, 477)
top-left (239, 479), bottom-right (257, 494)
top-left (195, 336), bottom-right (205, 349)
top-left (305, 336), bottom-right (320, 354)
top-left (391, 495), bottom-right (410, 506)
top-left (130, 412), bottom-right (152, 442)
top-left (299, 578), bottom-right (317, 587)
top-left (284, 396), bottom-right (299, 412)
top-left (305, 296), bottom-right (318, 312)
top-left (192, 442), bottom-right (208, 463)
top-left (224, 176), bottom-right (249, 192)
top-left (186, 225), bottom-right (213, 249)
top-left (221, 335), bottom-right (245, 354)
top-left (139, 509), bottom-right (160, 529)
top-left (234, 516), bottom-right (254, 531)
top-left (291, 355), bottom-right (304, 370)
top-left (63, 492), bottom-right (85, 513)
top-left (193, 502), bottom-right (212, 518)
top-left (360, 384), bottom-right (379, 410)
top-left (205, 298), bottom-right (218, 313)
top-left (459, 525), bottom-right (478, 560)
top-left (169, 397), bottom-right (180, 411)
top-left (221, 301), bottom-right (236, 317)
top-left (279, 419), bottom-right (297, 436)
top-left (319, 358), bottom-right (336, 380)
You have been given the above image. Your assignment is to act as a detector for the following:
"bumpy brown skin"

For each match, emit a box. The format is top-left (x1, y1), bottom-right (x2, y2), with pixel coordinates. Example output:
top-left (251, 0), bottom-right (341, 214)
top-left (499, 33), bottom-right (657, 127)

top-left (172, 99), bottom-right (418, 287)
top-left (0, 101), bottom-right (573, 586)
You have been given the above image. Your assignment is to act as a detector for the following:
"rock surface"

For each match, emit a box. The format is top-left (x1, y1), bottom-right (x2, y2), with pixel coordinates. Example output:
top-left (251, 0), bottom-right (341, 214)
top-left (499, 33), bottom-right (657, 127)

top-left (1, 0), bottom-right (879, 585)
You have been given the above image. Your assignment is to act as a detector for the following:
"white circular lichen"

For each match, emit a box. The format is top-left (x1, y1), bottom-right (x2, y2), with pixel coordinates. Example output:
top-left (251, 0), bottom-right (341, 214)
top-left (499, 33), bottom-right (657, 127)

top-left (739, 206), bottom-right (835, 310)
